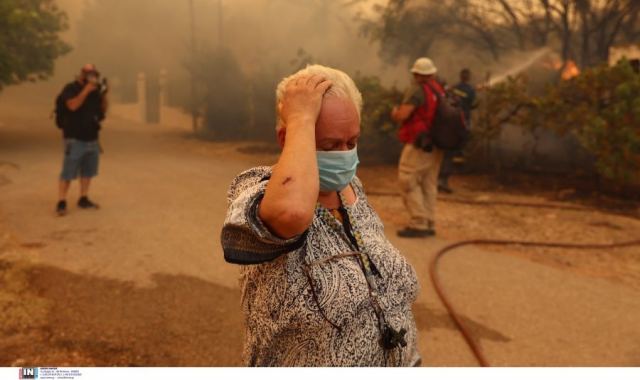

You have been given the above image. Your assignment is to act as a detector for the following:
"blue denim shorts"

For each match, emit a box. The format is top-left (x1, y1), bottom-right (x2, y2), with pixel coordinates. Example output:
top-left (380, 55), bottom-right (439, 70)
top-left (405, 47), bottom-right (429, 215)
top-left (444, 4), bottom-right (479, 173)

top-left (60, 139), bottom-right (100, 180)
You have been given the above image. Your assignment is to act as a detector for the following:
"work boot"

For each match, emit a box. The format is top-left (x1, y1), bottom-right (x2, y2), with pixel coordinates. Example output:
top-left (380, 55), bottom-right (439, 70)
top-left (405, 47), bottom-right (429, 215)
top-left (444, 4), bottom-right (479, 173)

top-left (56, 200), bottom-right (67, 216)
top-left (438, 178), bottom-right (453, 194)
top-left (438, 184), bottom-right (453, 194)
top-left (78, 196), bottom-right (99, 209)
top-left (397, 227), bottom-right (436, 238)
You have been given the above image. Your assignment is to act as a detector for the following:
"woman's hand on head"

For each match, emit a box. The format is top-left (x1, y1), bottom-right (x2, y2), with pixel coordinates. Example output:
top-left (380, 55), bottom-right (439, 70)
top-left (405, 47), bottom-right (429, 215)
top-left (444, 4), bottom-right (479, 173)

top-left (280, 74), bottom-right (333, 129)
top-left (260, 75), bottom-right (329, 239)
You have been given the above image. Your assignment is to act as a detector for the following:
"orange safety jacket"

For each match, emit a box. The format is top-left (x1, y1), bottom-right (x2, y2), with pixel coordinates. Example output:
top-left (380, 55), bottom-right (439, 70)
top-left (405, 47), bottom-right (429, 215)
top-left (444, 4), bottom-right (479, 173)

top-left (398, 79), bottom-right (445, 144)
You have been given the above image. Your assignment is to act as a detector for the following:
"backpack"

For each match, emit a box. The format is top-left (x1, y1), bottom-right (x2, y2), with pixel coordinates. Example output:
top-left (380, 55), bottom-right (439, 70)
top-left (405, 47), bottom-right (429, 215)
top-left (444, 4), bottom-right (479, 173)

top-left (54, 91), bottom-right (69, 129)
top-left (424, 82), bottom-right (469, 151)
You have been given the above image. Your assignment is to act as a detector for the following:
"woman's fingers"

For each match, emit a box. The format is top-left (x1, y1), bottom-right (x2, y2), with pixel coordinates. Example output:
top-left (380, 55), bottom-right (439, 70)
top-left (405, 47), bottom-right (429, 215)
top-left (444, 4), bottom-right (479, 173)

top-left (315, 79), bottom-right (332, 95)
top-left (293, 75), bottom-right (307, 86)
top-left (308, 75), bottom-right (332, 92)
top-left (291, 74), bottom-right (328, 89)
top-left (283, 75), bottom-right (331, 101)
top-left (280, 74), bottom-right (333, 128)
top-left (308, 74), bottom-right (328, 88)
top-left (305, 74), bottom-right (320, 86)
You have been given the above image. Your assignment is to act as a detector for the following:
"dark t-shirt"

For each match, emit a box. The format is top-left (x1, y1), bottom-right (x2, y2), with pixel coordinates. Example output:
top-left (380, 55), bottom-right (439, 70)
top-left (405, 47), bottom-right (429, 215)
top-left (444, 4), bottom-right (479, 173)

top-left (59, 81), bottom-right (104, 141)
top-left (452, 82), bottom-right (476, 121)
top-left (403, 84), bottom-right (426, 108)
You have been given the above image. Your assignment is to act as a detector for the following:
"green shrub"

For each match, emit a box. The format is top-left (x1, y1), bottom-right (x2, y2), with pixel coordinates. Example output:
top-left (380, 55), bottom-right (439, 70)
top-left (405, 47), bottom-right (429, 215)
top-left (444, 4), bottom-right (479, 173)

top-left (534, 61), bottom-right (640, 184)
top-left (189, 47), bottom-right (250, 140)
top-left (354, 74), bottom-right (404, 164)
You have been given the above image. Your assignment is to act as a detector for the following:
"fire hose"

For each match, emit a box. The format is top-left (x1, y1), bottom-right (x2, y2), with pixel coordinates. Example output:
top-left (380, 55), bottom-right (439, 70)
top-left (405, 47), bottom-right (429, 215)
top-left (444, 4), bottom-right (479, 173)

top-left (430, 238), bottom-right (640, 367)
top-left (368, 190), bottom-right (640, 366)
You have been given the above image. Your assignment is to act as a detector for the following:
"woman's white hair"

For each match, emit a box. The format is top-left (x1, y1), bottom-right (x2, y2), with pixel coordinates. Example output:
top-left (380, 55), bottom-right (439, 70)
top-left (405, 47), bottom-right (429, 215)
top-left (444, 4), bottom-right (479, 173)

top-left (275, 64), bottom-right (362, 131)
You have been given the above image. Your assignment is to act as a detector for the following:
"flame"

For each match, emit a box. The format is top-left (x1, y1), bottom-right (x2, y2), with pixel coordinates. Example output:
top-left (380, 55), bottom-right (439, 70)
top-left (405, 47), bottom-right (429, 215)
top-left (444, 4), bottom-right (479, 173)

top-left (544, 58), bottom-right (580, 80)
top-left (561, 61), bottom-right (580, 80)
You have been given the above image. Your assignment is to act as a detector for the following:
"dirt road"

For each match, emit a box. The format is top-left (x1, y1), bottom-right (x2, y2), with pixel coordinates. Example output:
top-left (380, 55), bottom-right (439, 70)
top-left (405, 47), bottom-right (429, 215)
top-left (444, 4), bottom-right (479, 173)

top-left (1, 83), bottom-right (639, 366)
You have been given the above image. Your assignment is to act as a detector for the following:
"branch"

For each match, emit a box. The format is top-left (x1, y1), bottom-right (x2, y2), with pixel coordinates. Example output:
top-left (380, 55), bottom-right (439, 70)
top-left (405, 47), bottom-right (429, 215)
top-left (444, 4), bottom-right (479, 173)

top-left (497, 0), bottom-right (525, 48)
top-left (497, 102), bottom-right (533, 125)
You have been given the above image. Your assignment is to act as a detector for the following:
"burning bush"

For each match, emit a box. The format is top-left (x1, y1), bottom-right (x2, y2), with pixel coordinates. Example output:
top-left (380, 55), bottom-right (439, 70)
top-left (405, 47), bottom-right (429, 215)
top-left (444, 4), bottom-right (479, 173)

top-left (534, 60), bottom-right (640, 186)
top-left (475, 59), bottom-right (640, 190)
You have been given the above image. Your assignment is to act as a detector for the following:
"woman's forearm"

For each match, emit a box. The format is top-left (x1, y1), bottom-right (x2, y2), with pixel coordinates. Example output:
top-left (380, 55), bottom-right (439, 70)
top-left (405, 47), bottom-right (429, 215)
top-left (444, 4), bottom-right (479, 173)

top-left (260, 120), bottom-right (318, 238)
top-left (258, 74), bottom-right (331, 239)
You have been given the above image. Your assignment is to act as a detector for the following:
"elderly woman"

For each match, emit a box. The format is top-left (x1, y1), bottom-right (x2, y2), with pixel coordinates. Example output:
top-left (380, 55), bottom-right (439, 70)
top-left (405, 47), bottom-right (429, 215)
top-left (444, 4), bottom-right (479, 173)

top-left (221, 65), bottom-right (420, 366)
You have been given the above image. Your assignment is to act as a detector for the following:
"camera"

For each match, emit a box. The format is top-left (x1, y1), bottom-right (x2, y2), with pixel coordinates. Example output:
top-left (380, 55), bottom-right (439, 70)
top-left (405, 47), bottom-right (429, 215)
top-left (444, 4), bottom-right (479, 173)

top-left (381, 325), bottom-right (407, 349)
top-left (87, 72), bottom-right (109, 94)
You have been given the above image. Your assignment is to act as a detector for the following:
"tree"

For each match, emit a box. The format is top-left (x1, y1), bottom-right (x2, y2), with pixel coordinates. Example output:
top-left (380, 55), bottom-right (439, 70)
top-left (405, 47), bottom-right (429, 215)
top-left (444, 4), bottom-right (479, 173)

top-left (0, 0), bottom-right (70, 90)
top-left (360, 0), bottom-right (490, 64)
top-left (360, 0), bottom-right (536, 64)
top-left (188, 47), bottom-right (249, 140)
top-left (361, 0), bottom-right (639, 69)
top-left (574, 0), bottom-right (640, 67)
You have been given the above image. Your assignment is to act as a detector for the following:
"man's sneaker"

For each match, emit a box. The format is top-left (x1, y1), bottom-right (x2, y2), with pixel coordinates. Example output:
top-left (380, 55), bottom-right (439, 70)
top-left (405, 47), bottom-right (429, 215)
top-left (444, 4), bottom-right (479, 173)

top-left (56, 200), bottom-right (67, 216)
top-left (78, 196), bottom-right (99, 209)
top-left (397, 227), bottom-right (436, 238)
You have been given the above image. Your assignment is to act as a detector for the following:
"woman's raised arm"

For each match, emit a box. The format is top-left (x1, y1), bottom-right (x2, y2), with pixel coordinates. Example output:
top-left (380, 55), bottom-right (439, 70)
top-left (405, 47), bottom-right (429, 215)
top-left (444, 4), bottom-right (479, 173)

top-left (259, 75), bottom-right (332, 239)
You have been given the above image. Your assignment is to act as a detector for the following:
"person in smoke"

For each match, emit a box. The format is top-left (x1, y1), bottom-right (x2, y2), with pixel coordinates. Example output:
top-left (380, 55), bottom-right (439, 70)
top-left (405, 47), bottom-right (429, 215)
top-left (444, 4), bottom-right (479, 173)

top-left (220, 65), bottom-right (421, 366)
top-left (391, 57), bottom-right (445, 238)
top-left (438, 68), bottom-right (477, 194)
top-left (55, 63), bottom-right (108, 216)
top-left (630, 59), bottom-right (640, 74)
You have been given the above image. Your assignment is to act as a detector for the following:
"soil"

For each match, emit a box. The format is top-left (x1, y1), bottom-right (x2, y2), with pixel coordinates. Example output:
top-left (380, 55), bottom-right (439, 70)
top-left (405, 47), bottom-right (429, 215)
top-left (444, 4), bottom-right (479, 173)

top-left (0, 232), bottom-right (243, 367)
top-left (358, 165), bottom-right (640, 291)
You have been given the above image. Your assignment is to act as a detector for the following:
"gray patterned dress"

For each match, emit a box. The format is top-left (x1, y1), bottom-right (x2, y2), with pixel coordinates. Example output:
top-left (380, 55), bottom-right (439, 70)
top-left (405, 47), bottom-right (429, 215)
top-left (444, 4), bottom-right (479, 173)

top-left (221, 166), bottom-right (421, 366)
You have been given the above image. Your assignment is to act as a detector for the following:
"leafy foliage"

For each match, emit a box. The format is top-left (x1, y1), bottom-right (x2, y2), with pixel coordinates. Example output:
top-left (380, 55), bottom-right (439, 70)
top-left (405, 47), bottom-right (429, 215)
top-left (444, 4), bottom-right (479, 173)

top-left (0, 0), bottom-right (70, 90)
top-left (353, 74), bottom-right (404, 164)
top-left (475, 75), bottom-right (531, 144)
top-left (475, 61), bottom-right (640, 185)
top-left (188, 47), bottom-right (249, 140)
top-left (534, 61), bottom-right (640, 183)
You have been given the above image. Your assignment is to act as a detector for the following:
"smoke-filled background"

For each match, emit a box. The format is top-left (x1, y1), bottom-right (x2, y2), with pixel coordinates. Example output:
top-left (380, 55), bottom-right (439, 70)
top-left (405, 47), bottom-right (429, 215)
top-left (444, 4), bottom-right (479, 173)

top-left (1, 0), bottom-right (639, 185)
top-left (2, 0), bottom-right (640, 368)
top-left (49, 2), bottom-right (553, 127)
top-left (41, 1), bottom-right (637, 174)
top-left (53, 0), bottom-right (404, 135)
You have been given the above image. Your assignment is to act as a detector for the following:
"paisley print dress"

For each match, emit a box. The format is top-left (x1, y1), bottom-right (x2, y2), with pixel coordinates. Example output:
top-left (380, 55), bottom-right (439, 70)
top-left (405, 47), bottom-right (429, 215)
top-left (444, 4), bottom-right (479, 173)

top-left (221, 166), bottom-right (421, 366)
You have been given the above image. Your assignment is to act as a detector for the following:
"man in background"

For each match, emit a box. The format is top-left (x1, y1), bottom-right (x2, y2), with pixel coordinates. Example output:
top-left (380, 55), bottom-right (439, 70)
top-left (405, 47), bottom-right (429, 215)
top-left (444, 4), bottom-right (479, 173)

top-left (55, 63), bottom-right (108, 216)
top-left (391, 57), bottom-right (445, 238)
top-left (438, 68), bottom-right (476, 194)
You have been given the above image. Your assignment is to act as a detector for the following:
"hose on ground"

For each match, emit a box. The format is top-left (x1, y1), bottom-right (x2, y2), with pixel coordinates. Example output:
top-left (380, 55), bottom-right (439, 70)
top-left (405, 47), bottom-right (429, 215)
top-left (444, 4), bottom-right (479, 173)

top-left (429, 238), bottom-right (640, 367)
top-left (367, 189), bottom-right (640, 364)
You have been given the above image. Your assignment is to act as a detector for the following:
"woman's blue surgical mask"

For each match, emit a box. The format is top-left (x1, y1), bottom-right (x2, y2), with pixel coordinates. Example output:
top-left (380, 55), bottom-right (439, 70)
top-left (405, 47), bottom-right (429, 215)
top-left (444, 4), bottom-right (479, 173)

top-left (316, 147), bottom-right (360, 191)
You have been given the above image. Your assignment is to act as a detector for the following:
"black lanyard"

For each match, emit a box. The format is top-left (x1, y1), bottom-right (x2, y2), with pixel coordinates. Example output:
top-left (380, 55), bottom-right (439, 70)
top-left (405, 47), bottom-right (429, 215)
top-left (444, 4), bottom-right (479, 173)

top-left (336, 191), bottom-right (380, 277)
top-left (335, 191), bottom-right (408, 358)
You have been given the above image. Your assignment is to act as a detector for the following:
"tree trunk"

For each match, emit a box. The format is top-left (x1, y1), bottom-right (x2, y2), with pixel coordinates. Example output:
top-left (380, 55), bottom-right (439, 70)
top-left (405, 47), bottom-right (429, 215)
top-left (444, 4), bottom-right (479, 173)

top-left (577, 0), bottom-right (592, 68)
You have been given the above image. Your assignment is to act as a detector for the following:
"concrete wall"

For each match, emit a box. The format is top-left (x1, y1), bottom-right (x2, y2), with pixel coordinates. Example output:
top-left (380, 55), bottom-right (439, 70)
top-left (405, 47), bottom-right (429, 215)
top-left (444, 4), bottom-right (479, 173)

top-left (610, 45), bottom-right (640, 65)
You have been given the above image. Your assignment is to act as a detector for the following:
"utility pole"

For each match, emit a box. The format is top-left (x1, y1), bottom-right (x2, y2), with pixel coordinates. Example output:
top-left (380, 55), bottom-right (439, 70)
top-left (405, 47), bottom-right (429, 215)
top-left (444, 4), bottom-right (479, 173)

top-left (189, 0), bottom-right (197, 132)
top-left (218, 0), bottom-right (223, 47)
